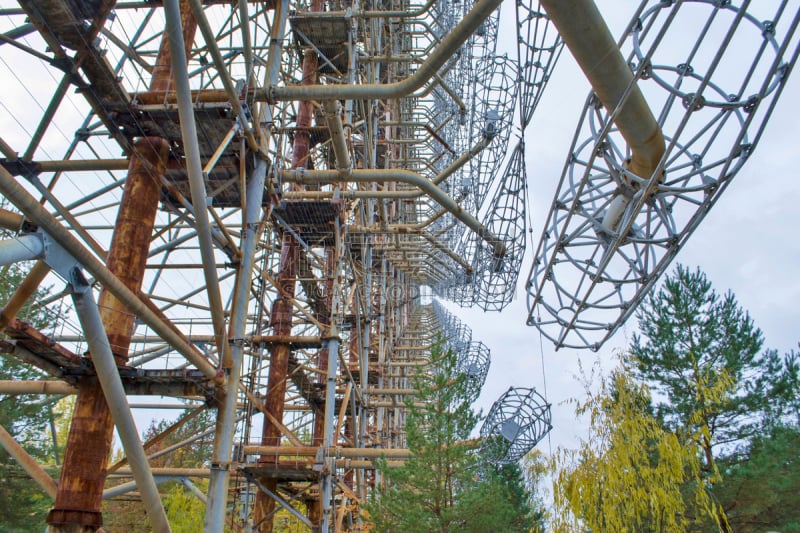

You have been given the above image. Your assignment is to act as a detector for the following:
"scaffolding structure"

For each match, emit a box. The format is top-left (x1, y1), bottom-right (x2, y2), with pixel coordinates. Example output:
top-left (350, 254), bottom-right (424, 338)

top-left (0, 0), bottom-right (797, 531)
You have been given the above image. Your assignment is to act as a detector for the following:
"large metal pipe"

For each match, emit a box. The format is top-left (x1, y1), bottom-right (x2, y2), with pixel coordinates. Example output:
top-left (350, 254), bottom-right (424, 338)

top-left (204, 158), bottom-right (267, 531)
top-left (0, 234), bottom-right (44, 266)
top-left (0, 380), bottom-right (77, 395)
top-left (323, 100), bottom-right (352, 171)
top-left (540, 0), bottom-right (665, 230)
top-left (281, 168), bottom-right (506, 257)
top-left (321, 333), bottom-right (340, 532)
top-left (71, 282), bottom-right (171, 532)
top-left (272, 0), bottom-right (501, 102)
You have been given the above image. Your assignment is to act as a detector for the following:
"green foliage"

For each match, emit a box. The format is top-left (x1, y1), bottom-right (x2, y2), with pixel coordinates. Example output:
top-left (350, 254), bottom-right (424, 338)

top-left (550, 363), bottom-right (721, 533)
top-left (0, 261), bottom-right (58, 531)
top-left (628, 265), bottom-right (800, 530)
top-left (102, 407), bottom-right (215, 531)
top-left (550, 265), bottom-right (800, 532)
top-left (711, 423), bottom-right (800, 532)
top-left (164, 479), bottom-right (207, 533)
top-left (629, 265), bottom-right (795, 456)
top-left (365, 339), bottom-right (537, 532)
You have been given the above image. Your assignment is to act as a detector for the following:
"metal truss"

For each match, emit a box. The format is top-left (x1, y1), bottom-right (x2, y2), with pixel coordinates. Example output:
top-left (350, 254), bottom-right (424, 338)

top-left (2, 0), bottom-right (794, 530)
top-left (527, 0), bottom-right (800, 350)
top-left (0, 1), bottom-right (561, 531)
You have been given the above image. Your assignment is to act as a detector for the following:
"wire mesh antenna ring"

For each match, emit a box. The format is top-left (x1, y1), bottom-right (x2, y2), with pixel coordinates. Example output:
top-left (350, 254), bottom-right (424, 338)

top-left (455, 341), bottom-right (491, 402)
top-left (474, 140), bottom-right (528, 311)
top-left (516, 1), bottom-right (565, 128)
top-left (469, 55), bottom-right (519, 211)
top-left (526, 0), bottom-right (800, 350)
top-left (480, 387), bottom-right (552, 465)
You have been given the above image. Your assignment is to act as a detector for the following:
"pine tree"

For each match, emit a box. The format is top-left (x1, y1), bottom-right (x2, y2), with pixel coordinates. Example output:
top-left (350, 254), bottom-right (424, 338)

top-left (628, 265), bottom-right (799, 530)
top-left (366, 340), bottom-right (537, 533)
top-left (628, 265), bottom-right (794, 460)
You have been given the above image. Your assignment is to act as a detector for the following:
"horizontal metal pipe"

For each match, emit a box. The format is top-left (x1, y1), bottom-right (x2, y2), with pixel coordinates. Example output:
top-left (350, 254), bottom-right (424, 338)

top-left (0, 380), bottom-right (77, 395)
top-left (0, 166), bottom-right (220, 381)
top-left (251, 335), bottom-right (322, 347)
top-left (281, 168), bottom-right (506, 257)
top-left (0, 234), bottom-right (44, 266)
top-left (243, 446), bottom-right (412, 458)
top-left (130, 0), bottom-right (503, 104)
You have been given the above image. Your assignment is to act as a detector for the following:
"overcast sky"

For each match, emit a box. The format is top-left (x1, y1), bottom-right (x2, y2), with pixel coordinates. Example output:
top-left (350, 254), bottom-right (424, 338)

top-left (450, 1), bottom-right (800, 453)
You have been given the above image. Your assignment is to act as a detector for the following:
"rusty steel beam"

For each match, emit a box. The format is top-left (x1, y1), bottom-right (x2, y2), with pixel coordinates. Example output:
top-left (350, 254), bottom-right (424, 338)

top-left (252, 233), bottom-right (300, 530)
top-left (46, 2), bottom-right (199, 528)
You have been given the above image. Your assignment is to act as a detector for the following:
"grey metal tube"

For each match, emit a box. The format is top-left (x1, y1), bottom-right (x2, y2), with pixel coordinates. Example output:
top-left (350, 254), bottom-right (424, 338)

top-left (71, 281), bottom-right (171, 533)
top-left (281, 168), bottom-right (506, 257)
top-left (0, 165), bottom-right (219, 380)
top-left (540, 0), bottom-right (665, 184)
top-left (103, 476), bottom-right (172, 499)
top-left (204, 158), bottom-right (267, 531)
top-left (0, 423), bottom-right (58, 498)
top-left (0, 234), bottom-right (44, 266)
top-left (0, 380), bottom-right (77, 395)
top-left (164, 0), bottom-right (228, 364)
top-left (323, 100), bottom-right (352, 171)
top-left (321, 334), bottom-right (340, 532)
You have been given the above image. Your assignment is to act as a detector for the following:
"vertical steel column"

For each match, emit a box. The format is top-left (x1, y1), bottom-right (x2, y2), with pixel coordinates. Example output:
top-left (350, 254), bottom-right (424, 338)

top-left (47, 137), bottom-right (170, 531)
top-left (309, 247), bottom-right (335, 526)
top-left (320, 332), bottom-right (340, 533)
top-left (47, 4), bottom-right (197, 528)
top-left (204, 159), bottom-right (267, 531)
top-left (252, 1), bottom-right (321, 529)
top-left (252, 232), bottom-right (299, 532)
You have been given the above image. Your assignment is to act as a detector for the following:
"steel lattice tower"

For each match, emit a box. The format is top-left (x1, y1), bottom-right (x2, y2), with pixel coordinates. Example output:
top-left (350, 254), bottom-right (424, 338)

top-left (0, 0), bottom-right (796, 531)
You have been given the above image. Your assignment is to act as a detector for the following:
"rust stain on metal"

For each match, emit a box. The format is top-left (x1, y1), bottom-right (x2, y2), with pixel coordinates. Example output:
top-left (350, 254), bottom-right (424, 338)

top-left (48, 2), bottom-right (198, 528)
